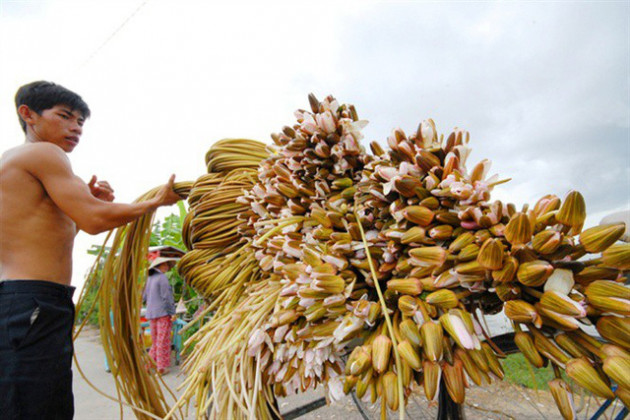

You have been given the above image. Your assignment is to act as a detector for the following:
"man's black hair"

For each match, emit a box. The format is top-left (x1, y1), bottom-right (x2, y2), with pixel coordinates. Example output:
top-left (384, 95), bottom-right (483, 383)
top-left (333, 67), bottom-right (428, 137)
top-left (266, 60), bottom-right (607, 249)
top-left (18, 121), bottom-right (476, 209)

top-left (15, 81), bottom-right (91, 133)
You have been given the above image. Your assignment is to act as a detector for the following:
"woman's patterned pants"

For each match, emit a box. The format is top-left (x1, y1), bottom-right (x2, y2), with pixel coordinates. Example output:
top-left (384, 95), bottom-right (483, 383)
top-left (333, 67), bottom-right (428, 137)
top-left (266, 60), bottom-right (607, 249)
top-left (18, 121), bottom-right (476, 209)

top-left (149, 315), bottom-right (172, 371)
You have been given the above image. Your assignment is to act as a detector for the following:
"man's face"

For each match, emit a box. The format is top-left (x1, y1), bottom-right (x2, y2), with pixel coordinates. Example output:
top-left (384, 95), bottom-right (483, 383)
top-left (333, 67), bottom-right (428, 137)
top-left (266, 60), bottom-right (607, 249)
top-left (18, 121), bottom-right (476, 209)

top-left (28, 104), bottom-right (85, 153)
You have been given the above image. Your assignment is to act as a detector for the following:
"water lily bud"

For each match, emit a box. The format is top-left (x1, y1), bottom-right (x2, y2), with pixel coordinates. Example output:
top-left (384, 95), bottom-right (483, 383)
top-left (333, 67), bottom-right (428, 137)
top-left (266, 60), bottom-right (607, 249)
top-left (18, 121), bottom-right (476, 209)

top-left (429, 224), bottom-right (454, 240)
top-left (457, 243), bottom-right (480, 261)
top-left (566, 358), bottom-right (615, 400)
top-left (540, 291), bottom-right (586, 318)
top-left (579, 223), bottom-right (626, 253)
top-left (398, 295), bottom-right (419, 316)
top-left (401, 226), bottom-right (428, 244)
top-left (398, 340), bottom-right (422, 370)
top-left (270, 309), bottom-right (299, 327)
top-left (481, 342), bottom-right (504, 379)
top-left (421, 321), bottom-right (443, 361)
top-left (556, 191), bottom-right (586, 232)
top-left (423, 360), bottom-right (440, 401)
top-left (602, 356), bottom-right (630, 390)
top-left (477, 238), bottom-right (505, 270)
top-left (370, 140), bottom-right (384, 156)
top-left (554, 333), bottom-right (591, 359)
top-left (418, 119), bottom-right (437, 146)
top-left (517, 260), bottom-right (554, 287)
top-left (505, 212), bottom-right (533, 245)
top-left (596, 316), bottom-right (630, 349)
top-left (312, 275), bottom-right (346, 294)
top-left (602, 243), bottom-right (630, 270)
top-left (436, 210), bottom-right (461, 226)
top-left (355, 377), bottom-right (369, 399)
top-left (440, 310), bottom-right (477, 350)
top-left (371, 335), bottom-right (392, 374)
top-left (403, 205), bottom-right (435, 227)
top-left (455, 348), bottom-right (483, 386)
top-left (400, 319), bottom-right (422, 348)
top-left (455, 260), bottom-right (485, 276)
top-left (425, 289), bottom-right (459, 309)
top-left (531, 329), bottom-right (570, 366)
top-left (393, 176), bottom-right (421, 198)
top-left (367, 302), bottom-right (381, 325)
top-left (600, 344), bottom-right (630, 359)
top-left (492, 256), bottom-right (518, 283)
top-left (533, 194), bottom-right (561, 218)
top-left (515, 331), bottom-right (545, 368)
top-left (420, 196), bottom-right (440, 210)
top-left (449, 231), bottom-right (475, 252)
top-left (409, 246), bottom-right (447, 267)
top-left (504, 300), bottom-right (542, 328)
top-left (442, 359), bottom-right (465, 404)
top-left (585, 280), bottom-right (630, 316)
top-left (549, 379), bottom-right (576, 420)
top-left (387, 278), bottom-right (423, 296)
top-left (382, 371), bottom-right (399, 411)
top-left (343, 375), bottom-right (358, 394)
top-left (346, 346), bottom-right (372, 376)
top-left (574, 266), bottom-right (619, 284)
top-left (533, 230), bottom-right (562, 254)
top-left (535, 303), bottom-right (581, 331)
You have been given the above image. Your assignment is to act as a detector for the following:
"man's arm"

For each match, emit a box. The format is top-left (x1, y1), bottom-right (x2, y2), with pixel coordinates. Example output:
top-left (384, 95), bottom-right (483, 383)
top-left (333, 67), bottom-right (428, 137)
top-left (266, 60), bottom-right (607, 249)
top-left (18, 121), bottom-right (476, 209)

top-left (25, 143), bottom-right (181, 235)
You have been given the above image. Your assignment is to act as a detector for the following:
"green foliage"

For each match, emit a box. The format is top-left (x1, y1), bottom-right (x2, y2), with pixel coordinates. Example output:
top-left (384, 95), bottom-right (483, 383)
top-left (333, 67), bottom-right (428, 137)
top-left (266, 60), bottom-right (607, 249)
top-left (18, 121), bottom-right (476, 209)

top-left (149, 203), bottom-right (186, 248)
top-left (503, 353), bottom-right (558, 390)
top-left (75, 278), bottom-right (101, 326)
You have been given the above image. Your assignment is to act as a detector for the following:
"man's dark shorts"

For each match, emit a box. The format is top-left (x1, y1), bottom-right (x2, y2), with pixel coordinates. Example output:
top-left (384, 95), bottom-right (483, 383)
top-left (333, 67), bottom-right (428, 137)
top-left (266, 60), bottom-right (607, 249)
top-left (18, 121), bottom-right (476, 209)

top-left (0, 280), bottom-right (76, 420)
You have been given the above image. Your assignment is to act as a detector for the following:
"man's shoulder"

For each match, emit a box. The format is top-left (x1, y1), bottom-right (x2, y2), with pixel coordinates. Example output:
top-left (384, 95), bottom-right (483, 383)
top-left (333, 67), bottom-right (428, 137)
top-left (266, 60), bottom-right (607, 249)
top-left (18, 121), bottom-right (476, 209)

top-left (24, 142), bottom-right (67, 158)
top-left (3, 142), bottom-right (65, 161)
top-left (2, 143), bottom-right (69, 172)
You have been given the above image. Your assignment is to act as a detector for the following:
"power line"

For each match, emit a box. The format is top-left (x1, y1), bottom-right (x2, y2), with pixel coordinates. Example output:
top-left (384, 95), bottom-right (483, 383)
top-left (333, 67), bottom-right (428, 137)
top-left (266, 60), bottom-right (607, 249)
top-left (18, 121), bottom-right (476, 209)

top-left (78, 0), bottom-right (149, 70)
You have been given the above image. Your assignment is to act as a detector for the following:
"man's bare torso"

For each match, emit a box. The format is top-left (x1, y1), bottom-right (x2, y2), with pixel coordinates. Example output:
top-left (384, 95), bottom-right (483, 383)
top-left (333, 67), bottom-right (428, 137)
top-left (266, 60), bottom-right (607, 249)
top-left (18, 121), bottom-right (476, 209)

top-left (0, 144), bottom-right (76, 285)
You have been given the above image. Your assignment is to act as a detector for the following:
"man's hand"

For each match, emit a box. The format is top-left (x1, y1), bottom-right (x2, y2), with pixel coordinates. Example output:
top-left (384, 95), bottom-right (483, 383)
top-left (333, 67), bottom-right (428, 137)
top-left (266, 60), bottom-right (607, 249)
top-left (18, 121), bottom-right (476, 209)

top-left (88, 175), bottom-right (115, 202)
top-left (154, 174), bottom-right (182, 207)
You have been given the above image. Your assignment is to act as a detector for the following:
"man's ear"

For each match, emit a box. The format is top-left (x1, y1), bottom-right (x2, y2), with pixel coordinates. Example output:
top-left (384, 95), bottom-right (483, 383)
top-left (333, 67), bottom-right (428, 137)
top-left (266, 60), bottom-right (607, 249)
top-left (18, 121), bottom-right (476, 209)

top-left (17, 104), bottom-right (38, 126)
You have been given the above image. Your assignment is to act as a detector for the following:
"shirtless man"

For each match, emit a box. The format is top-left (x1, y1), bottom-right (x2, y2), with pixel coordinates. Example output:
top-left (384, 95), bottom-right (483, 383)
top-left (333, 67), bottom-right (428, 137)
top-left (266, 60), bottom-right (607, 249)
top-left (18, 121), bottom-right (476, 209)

top-left (0, 81), bottom-right (182, 419)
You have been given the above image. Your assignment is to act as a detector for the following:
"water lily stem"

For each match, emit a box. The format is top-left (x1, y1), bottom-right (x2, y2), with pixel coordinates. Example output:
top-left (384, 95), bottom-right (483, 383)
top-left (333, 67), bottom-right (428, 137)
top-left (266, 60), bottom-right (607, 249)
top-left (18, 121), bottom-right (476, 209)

top-left (355, 208), bottom-right (405, 420)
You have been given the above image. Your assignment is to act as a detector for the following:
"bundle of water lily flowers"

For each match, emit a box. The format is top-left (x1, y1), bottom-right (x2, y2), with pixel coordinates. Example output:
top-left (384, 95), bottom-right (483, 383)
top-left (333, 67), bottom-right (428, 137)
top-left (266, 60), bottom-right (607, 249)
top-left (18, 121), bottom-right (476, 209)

top-left (173, 94), bottom-right (630, 420)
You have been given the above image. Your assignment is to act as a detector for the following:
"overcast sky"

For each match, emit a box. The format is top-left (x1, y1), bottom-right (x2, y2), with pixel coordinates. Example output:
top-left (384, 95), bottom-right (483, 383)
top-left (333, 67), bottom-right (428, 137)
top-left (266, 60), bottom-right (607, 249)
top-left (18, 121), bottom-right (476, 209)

top-left (1, 0), bottom-right (628, 295)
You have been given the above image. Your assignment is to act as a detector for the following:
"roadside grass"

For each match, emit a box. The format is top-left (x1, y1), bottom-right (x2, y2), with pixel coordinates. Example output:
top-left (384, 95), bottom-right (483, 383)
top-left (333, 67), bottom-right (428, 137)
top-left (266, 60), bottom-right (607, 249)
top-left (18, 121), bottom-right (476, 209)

top-left (502, 353), bottom-right (557, 390)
